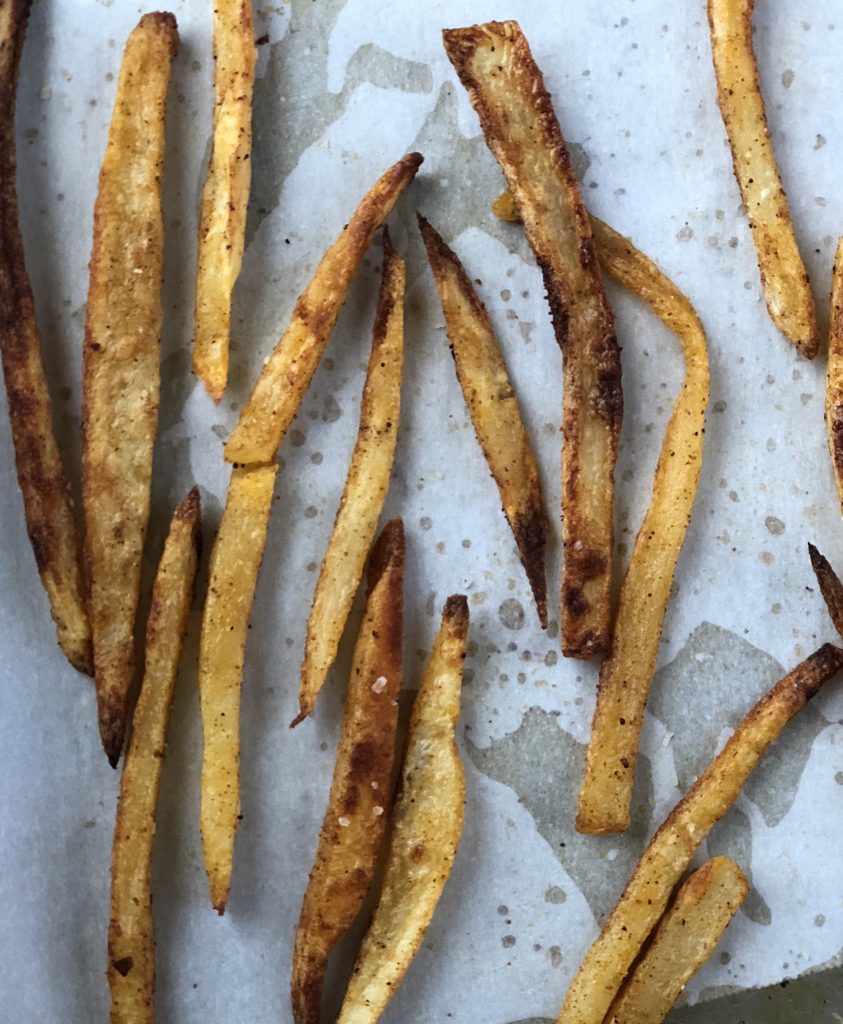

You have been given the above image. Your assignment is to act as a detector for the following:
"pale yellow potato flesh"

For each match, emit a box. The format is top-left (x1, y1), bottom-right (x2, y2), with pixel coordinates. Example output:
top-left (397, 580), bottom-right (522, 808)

top-left (825, 238), bottom-right (843, 510)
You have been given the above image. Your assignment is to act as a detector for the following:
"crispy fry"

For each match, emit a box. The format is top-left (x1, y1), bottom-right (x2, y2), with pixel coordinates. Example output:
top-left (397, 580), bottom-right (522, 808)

top-left (294, 231), bottom-right (404, 724)
top-left (108, 488), bottom-right (200, 1024)
top-left (199, 462), bottom-right (277, 913)
top-left (825, 238), bottom-right (843, 507)
top-left (192, 0), bottom-right (256, 402)
top-left (82, 12), bottom-right (178, 766)
top-left (0, 0), bottom-right (91, 674)
top-left (707, 0), bottom-right (817, 357)
top-left (606, 857), bottom-right (747, 1024)
top-left (336, 595), bottom-right (469, 1024)
top-left (291, 520), bottom-right (405, 1024)
top-left (444, 20), bottom-right (621, 659)
top-left (557, 643), bottom-right (843, 1024)
top-left (808, 544), bottom-right (843, 642)
top-left (223, 152), bottom-right (423, 464)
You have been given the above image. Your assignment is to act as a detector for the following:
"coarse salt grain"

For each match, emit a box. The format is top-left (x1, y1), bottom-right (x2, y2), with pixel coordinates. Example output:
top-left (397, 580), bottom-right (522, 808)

top-left (372, 675), bottom-right (387, 694)
top-left (338, 816), bottom-right (350, 827)
top-left (373, 806), bottom-right (384, 816)
top-left (371, 781), bottom-right (379, 789)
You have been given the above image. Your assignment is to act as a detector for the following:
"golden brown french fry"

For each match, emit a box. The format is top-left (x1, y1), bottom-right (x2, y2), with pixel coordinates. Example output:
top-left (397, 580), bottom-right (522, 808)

top-left (199, 462), bottom-right (277, 913)
top-left (192, 0), bottom-right (256, 402)
top-left (808, 544), bottom-right (843, 642)
top-left (557, 643), bottom-right (843, 1024)
top-left (825, 238), bottom-right (843, 507)
top-left (444, 20), bottom-right (622, 659)
top-left (336, 594), bottom-right (469, 1024)
top-left (82, 12), bottom-right (178, 766)
top-left (0, 0), bottom-right (91, 674)
top-left (223, 152), bottom-right (423, 464)
top-left (576, 220), bottom-right (710, 835)
top-left (294, 231), bottom-right (404, 725)
top-left (291, 519), bottom-right (405, 1024)
top-left (108, 488), bottom-right (201, 1024)
top-left (707, 0), bottom-right (818, 357)
top-left (606, 857), bottom-right (747, 1024)
top-left (418, 214), bottom-right (549, 628)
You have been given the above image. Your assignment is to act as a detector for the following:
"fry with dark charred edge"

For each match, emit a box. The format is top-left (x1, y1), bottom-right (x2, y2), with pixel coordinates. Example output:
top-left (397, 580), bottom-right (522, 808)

top-left (192, 0), bottom-right (256, 402)
top-left (108, 488), bottom-right (200, 1024)
top-left (224, 152), bottom-right (423, 465)
top-left (606, 857), bottom-right (747, 1024)
top-left (82, 12), bottom-right (178, 766)
top-left (294, 231), bottom-right (404, 725)
top-left (291, 519), bottom-right (404, 1024)
top-left (443, 20), bottom-right (622, 659)
top-left (825, 238), bottom-right (843, 508)
top-left (199, 462), bottom-right (277, 914)
top-left (808, 544), bottom-right (843, 642)
top-left (418, 214), bottom-right (549, 628)
top-left (336, 595), bottom-right (469, 1024)
top-left (0, 0), bottom-right (91, 674)
top-left (707, 0), bottom-right (818, 357)
top-left (556, 643), bottom-right (843, 1024)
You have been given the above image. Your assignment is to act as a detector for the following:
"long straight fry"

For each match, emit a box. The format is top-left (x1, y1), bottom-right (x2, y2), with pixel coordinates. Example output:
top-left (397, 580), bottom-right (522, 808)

top-left (108, 488), bottom-right (200, 1024)
top-left (825, 238), bottom-right (843, 508)
top-left (82, 12), bottom-right (178, 765)
top-left (292, 519), bottom-right (404, 1024)
top-left (336, 595), bottom-right (469, 1024)
top-left (294, 231), bottom-right (404, 725)
top-left (224, 152), bottom-right (422, 465)
top-left (0, 0), bottom-right (91, 674)
top-left (192, 0), bottom-right (256, 402)
top-left (199, 462), bottom-right (277, 913)
top-left (444, 20), bottom-right (622, 659)
top-left (418, 214), bottom-right (549, 628)
top-left (557, 643), bottom-right (843, 1024)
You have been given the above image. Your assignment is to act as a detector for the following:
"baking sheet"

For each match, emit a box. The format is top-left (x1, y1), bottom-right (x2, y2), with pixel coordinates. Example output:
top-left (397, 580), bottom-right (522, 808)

top-left (1, 1), bottom-right (842, 1021)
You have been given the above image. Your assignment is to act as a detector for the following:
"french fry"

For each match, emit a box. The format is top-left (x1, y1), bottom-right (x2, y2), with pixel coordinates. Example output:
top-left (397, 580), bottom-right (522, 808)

top-left (557, 643), bottom-right (843, 1024)
top-left (82, 12), bottom-right (178, 765)
top-left (108, 488), bottom-right (201, 1024)
top-left (223, 152), bottom-right (423, 465)
top-left (825, 238), bottom-right (843, 508)
top-left (294, 231), bottom-right (405, 725)
top-left (418, 214), bottom-right (549, 628)
top-left (707, 0), bottom-right (818, 357)
top-left (291, 519), bottom-right (405, 1024)
top-left (606, 857), bottom-right (747, 1024)
top-left (0, 0), bottom-right (91, 674)
top-left (199, 462), bottom-right (277, 913)
top-left (192, 0), bottom-right (256, 402)
top-left (808, 544), bottom-right (843, 642)
top-left (336, 595), bottom-right (469, 1024)
top-left (444, 21), bottom-right (622, 659)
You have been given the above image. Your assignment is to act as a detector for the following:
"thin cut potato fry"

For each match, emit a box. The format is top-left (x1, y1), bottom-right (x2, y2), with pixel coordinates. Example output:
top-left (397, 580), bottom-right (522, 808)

top-left (576, 219), bottom-right (710, 835)
top-left (291, 520), bottom-right (405, 1024)
top-left (707, 0), bottom-right (818, 357)
top-left (444, 20), bottom-right (622, 659)
top-left (556, 643), bottom-right (843, 1024)
top-left (224, 152), bottom-right (423, 464)
top-left (199, 462), bottom-right (277, 913)
top-left (82, 12), bottom-right (178, 766)
top-left (294, 231), bottom-right (405, 725)
top-left (825, 238), bottom-right (843, 508)
top-left (808, 544), bottom-right (843, 642)
top-left (108, 488), bottom-right (200, 1024)
top-left (0, 0), bottom-right (91, 674)
top-left (606, 857), bottom-right (747, 1024)
top-left (192, 0), bottom-right (256, 402)
top-left (336, 595), bottom-right (469, 1024)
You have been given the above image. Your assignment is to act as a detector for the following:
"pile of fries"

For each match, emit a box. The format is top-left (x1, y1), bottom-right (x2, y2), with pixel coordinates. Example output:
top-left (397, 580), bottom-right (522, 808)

top-left (3, 2), bottom-right (843, 1022)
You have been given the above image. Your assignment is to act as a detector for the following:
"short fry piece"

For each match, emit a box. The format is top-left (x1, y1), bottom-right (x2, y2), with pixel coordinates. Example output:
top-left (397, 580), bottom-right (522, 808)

top-left (606, 857), bottom-right (747, 1024)
top-left (224, 152), bottom-right (423, 464)
top-left (444, 21), bottom-right (622, 659)
top-left (556, 643), bottom-right (843, 1024)
top-left (291, 520), bottom-right (405, 1024)
top-left (808, 544), bottom-right (843, 642)
top-left (825, 238), bottom-right (843, 508)
top-left (0, 0), bottom-right (91, 674)
top-left (199, 462), bottom-right (277, 913)
top-left (707, 0), bottom-right (818, 357)
top-left (192, 0), bottom-right (256, 402)
top-left (295, 231), bottom-right (405, 724)
top-left (82, 12), bottom-right (178, 765)
top-left (336, 595), bottom-right (469, 1024)
top-left (108, 488), bottom-right (201, 1024)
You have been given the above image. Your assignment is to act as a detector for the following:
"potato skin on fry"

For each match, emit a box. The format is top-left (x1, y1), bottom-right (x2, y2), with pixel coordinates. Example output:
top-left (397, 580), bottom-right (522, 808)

top-left (808, 543), bottom-right (843, 643)
top-left (0, 0), bottom-right (92, 674)
top-left (825, 239), bottom-right (843, 509)
top-left (291, 519), bottom-right (404, 1024)
top-left (82, 12), bottom-right (178, 766)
